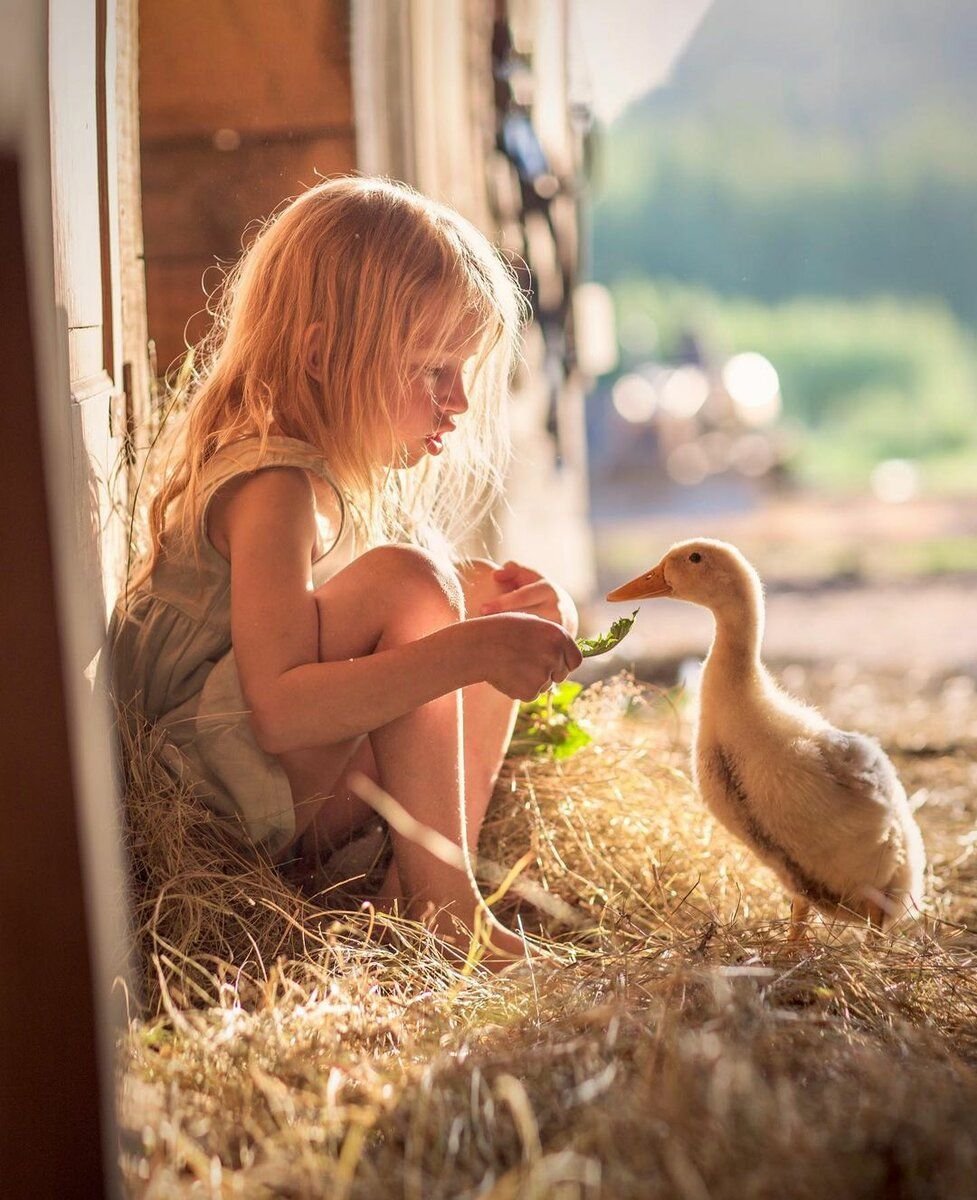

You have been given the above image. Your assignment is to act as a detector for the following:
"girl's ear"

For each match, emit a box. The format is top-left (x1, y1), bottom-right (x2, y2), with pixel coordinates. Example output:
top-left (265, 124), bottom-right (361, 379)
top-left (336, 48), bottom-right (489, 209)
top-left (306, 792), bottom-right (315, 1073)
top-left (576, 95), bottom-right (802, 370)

top-left (302, 323), bottom-right (324, 380)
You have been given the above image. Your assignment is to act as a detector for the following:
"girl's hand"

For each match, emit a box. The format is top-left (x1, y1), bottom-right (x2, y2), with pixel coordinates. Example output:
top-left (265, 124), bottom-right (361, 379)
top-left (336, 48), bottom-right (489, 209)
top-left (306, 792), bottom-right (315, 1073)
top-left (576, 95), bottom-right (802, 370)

top-left (479, 561), bottom-right (579, 637)
top-left (471, 613), bottom-right (582, 701)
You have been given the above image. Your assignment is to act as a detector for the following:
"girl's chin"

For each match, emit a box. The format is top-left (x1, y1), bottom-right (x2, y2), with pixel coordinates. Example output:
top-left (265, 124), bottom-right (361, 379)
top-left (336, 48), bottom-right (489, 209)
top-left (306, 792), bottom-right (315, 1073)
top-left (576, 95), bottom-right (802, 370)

top-left (393, 440), bottom-right (439, 468)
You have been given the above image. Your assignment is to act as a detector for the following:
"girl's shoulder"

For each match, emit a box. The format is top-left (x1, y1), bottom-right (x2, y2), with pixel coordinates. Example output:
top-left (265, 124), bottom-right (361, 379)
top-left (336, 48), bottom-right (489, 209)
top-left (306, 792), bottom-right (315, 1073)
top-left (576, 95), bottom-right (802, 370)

top-left (201, 436), bottom-right (347, 562)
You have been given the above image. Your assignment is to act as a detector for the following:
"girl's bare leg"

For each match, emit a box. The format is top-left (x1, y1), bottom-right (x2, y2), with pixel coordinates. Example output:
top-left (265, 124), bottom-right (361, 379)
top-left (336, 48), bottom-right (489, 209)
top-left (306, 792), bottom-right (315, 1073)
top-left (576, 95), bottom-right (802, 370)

top-left (455, 558), bottom-right (521, 855)
top-left (273, 546), bottom-right (526, 963)
top-left (308, 560), bottom-right (518, 863)
top-left (365, 558), bottom-right (525, 962)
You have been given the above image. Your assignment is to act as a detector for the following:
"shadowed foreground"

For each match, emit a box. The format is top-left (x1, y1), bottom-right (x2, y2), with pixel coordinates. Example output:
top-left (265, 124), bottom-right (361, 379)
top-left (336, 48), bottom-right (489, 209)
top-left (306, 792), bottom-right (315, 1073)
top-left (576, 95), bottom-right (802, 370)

top-left (117, 673), bottom-right (977, 1198)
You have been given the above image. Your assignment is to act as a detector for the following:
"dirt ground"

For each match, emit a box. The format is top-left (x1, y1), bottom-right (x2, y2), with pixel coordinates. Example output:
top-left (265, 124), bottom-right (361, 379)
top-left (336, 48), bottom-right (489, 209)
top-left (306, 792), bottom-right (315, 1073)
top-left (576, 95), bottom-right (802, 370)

top-left (587, 572), bottom-right (977, 679)
top-left (583, 487), bottom-right (977, 683)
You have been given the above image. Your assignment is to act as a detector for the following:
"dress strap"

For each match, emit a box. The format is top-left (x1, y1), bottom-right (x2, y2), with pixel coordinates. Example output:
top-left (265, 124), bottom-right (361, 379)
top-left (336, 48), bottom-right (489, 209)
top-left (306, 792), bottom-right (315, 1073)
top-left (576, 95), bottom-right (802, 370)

top-left (197, 435), bottom-right (348, 553)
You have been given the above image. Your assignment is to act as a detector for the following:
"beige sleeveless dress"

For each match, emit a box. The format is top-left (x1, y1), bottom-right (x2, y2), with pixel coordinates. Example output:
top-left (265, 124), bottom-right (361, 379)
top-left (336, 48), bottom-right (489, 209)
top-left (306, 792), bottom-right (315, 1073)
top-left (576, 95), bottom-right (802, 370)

top-left (105, 436), bottom-right (357, 857)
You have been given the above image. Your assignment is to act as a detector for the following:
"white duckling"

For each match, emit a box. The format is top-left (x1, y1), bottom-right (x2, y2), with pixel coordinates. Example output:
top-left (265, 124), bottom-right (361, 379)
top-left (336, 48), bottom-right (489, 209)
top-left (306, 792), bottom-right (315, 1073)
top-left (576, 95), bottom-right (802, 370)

top-left (607, 538), bottom-right (925, 937)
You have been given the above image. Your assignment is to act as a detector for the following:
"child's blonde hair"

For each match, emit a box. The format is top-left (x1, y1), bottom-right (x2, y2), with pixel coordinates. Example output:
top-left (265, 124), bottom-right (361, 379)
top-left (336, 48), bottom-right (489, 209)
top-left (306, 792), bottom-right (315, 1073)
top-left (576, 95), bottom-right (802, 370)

top-left (138, 176), bottom-right (527, 585)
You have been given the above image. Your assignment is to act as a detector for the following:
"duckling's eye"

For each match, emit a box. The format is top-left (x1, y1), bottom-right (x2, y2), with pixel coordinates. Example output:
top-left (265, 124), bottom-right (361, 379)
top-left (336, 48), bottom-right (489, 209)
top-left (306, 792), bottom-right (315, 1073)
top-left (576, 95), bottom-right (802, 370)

top-left (689, 552), bottom-right (702, 564)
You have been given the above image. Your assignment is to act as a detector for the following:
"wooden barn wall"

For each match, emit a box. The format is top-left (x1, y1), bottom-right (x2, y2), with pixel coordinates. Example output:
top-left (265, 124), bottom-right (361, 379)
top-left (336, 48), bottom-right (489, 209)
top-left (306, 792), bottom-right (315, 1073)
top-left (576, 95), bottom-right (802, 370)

top-left (139, 0), bottom-right (356, 375)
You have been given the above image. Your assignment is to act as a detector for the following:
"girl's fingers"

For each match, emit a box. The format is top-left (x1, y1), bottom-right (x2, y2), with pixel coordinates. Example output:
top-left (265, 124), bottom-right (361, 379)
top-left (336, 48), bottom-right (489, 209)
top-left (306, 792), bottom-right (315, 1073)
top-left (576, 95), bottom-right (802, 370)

top-left (493, 561), bottom-right (541, 590)
top-left (481, 581), bottom-right (557, 617)
top-left (482, 581), bottom-right (551, 611)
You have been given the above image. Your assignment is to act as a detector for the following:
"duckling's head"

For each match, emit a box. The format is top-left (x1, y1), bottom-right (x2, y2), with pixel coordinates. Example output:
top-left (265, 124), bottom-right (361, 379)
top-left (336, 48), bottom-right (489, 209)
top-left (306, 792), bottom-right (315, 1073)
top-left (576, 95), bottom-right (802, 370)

top-left (606, 538), bottom-right (762, 619)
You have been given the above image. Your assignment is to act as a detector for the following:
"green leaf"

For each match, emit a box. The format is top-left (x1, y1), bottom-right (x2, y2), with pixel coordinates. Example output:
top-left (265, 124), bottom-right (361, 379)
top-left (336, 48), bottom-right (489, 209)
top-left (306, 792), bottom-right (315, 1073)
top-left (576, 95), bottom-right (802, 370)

top-left (507, 681), bottom-right (592, 761)
top-left (519, 680), bottom-right (583, 718)
top-left (550, 723), bottom-right (593, 759)
top-left (575, 610), bottom-right (639, 658)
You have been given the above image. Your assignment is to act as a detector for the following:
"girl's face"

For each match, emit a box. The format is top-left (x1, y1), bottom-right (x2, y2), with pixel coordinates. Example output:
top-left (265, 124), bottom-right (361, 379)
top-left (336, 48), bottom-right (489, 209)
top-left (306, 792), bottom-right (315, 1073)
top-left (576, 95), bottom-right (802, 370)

top-left (389, 321), bottom-right (483, 469)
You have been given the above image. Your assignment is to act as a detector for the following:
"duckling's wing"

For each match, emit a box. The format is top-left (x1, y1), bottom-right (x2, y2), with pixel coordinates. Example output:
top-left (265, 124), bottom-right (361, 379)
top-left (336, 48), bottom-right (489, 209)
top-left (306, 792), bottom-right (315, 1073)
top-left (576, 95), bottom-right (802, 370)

top-left (810, 729), bottom-right (902, 807)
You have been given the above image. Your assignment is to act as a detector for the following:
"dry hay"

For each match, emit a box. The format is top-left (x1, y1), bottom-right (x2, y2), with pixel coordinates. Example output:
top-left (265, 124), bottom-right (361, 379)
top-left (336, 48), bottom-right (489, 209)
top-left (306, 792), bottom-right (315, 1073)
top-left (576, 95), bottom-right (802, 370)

top-left (117, 675), bottom-right (977, 1198)
top-left (120, 713), bottom-right (461, 1008)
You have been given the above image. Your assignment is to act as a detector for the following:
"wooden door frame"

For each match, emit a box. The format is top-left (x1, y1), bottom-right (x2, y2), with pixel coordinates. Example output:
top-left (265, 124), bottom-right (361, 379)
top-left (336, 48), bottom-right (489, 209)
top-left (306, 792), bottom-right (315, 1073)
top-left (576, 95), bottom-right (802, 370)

top-left (0, 3), bottom-right (127, 1196)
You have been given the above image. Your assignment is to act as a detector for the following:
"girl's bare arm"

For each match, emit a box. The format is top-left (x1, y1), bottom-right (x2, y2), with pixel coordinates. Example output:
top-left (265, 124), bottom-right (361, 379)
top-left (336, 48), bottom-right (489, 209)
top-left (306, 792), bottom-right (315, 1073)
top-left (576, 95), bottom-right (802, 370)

top-left (217, 468), bottom-right (578, 755)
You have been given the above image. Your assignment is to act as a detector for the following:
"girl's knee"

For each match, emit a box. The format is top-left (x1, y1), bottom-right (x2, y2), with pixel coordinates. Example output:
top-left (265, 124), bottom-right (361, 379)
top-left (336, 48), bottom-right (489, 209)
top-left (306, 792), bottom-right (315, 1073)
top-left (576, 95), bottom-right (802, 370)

top-left (362, 544), bottom-right (464, 615)
top-left (313, 544), bottom-right (464, 660)
top-left (457, 557), bottom-right (503, 614)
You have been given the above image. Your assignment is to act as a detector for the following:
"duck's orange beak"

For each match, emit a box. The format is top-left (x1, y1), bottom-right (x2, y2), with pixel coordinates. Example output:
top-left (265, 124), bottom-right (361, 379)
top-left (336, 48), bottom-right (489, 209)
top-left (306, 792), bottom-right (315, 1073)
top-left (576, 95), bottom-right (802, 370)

top-left (606, 562), bottom-right (671, 602)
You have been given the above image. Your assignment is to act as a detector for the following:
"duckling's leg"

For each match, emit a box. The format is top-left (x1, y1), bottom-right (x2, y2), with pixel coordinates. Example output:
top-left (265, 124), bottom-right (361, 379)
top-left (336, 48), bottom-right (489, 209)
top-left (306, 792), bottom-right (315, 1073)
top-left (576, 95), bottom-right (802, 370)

top-left (788, 896), bottom-right (812, 941)
top-left (864, 898), bottom-right (888, 937)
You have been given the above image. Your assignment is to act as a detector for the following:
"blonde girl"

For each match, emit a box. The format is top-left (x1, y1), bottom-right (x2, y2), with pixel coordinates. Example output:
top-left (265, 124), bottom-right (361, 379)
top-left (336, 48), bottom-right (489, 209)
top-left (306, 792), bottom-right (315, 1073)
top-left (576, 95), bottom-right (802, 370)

top-left (108, 177), bottom-right (582, 965)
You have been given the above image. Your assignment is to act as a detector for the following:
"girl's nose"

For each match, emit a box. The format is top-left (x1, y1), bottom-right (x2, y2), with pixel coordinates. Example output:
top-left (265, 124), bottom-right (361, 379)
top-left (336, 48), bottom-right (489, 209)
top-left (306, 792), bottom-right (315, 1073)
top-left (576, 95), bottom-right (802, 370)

top-left (443, 371), bottom-right (469, 415)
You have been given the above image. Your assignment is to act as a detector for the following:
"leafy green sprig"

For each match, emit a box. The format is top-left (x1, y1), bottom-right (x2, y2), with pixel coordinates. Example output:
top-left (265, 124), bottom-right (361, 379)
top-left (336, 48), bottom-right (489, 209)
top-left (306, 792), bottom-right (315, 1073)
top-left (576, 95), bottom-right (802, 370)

top-left (507, 611), bottom-right (640, 761)
top-left (575, 610), bottom-right (638, 658)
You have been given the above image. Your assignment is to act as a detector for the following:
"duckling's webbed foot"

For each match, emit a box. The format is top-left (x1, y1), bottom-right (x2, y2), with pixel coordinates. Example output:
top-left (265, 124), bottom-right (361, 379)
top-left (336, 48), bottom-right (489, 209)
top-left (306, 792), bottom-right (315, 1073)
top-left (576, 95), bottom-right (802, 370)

top-left (788, 895), bottom-right (812, 941)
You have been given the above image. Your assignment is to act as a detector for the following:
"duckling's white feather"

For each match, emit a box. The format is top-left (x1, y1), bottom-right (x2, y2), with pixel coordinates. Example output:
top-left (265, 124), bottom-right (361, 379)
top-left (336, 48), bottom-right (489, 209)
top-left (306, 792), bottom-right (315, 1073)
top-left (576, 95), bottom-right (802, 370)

top-left (811, 728), bottom-right (901, 805)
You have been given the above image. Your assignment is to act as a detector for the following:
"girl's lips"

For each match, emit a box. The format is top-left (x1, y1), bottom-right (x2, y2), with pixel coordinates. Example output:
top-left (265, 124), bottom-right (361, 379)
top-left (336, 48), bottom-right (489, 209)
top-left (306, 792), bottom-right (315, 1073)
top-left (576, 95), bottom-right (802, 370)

top-left (424, 423), bottom-right (454, 455)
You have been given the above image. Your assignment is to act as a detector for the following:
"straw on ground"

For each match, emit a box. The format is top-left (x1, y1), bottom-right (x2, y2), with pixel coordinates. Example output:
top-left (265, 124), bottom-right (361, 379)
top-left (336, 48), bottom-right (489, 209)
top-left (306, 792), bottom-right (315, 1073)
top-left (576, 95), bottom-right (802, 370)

top-left (117, 673), bottom-right (977, 1199)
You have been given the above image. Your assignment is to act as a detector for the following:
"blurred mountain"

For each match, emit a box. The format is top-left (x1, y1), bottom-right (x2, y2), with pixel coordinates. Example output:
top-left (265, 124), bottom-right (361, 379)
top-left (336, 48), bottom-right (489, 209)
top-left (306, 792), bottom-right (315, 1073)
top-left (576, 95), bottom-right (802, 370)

top-left (592, 0), bottom-right (977, 324)
top-left (633, 0), bottom-right (977, 145)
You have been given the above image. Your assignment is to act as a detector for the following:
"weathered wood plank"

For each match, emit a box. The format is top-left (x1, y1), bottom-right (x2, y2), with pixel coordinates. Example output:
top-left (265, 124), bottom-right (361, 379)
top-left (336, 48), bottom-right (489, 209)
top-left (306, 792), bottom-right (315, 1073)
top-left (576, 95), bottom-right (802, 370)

top-left (141, 133), bottom-right (356, 260)
top-left (143, 257), bottom-right (217, 372)
top-left (140, 0), bottom-right (352, 142)
top-left (142, 131), bottom-right (356, 369)
top-left (139, 1), bottom-right (355, 369)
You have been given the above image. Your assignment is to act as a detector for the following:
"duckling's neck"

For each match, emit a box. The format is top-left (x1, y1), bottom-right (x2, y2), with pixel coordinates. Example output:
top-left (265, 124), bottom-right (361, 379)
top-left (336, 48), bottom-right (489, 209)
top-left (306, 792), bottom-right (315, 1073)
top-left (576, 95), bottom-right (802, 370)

top-left (704, 594), bottom-right (765, 682)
